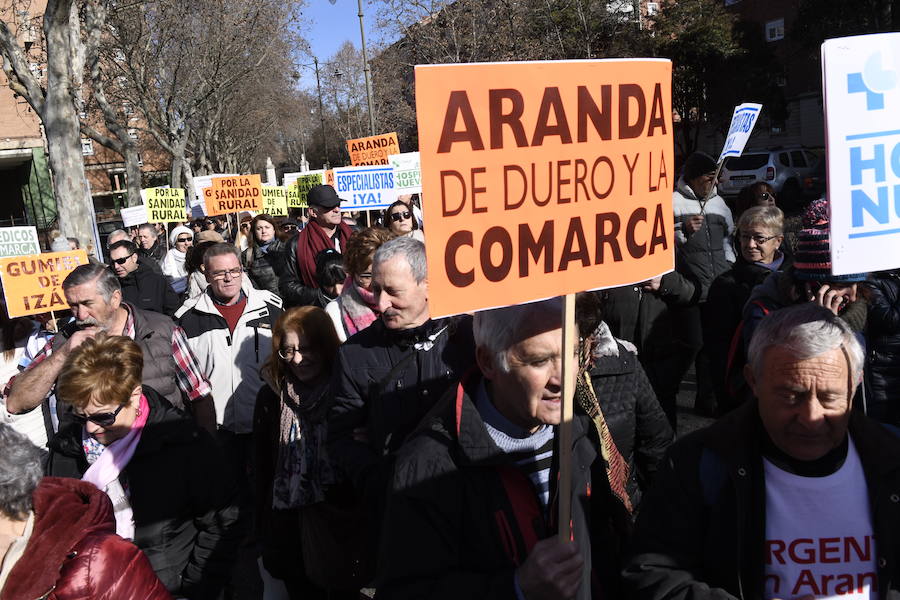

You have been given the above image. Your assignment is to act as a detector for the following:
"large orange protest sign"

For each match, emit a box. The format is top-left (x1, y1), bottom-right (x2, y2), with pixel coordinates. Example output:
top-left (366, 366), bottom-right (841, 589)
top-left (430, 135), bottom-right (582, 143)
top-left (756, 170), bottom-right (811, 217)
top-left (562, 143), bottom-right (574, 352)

top-left (205, 174), bottom-right (263, 216)
top-left (416, 60), bottom-right (674, 318)
top-left (347, 132), bottom-right (400, 166)
top-left (0, 250), bottom-right (89, 317)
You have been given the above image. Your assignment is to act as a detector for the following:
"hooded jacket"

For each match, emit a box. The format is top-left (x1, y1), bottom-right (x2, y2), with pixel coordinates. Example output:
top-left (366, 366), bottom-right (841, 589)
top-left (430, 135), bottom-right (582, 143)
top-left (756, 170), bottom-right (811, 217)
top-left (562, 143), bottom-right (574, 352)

top-left (377, 371), bottom-right (629, 600)
top-left (673, 178), bottom-right (735, 301)
top-left (45, 388), bottom-right (244, 599)
top-left (0, 477), bottom-right (171, 600)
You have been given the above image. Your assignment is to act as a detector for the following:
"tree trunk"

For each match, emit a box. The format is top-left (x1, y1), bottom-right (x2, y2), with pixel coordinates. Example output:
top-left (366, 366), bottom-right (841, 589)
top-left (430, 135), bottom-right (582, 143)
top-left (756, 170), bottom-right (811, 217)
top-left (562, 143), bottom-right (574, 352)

top-left (124, 144), bottom-right (143, 207)
top-left (44, 0), bottom-right (95, 247)
top-left (169, 127), bottom-right (190, 188)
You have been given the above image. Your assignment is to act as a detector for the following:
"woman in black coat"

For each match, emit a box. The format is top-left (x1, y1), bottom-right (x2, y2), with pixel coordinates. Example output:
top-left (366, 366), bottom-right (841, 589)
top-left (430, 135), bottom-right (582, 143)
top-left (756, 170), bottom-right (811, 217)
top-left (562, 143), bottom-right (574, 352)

top-left (242, 214), bottom-right (287, 296)
top-left (705, 205), bottom-right (791, 415)
top-left (865, 270), bottom-right (900, 425)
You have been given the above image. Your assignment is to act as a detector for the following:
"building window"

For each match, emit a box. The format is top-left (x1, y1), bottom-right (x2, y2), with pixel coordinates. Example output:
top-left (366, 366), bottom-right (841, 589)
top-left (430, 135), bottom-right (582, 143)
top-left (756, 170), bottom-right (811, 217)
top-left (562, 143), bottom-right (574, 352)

top-left (81, 138), bottom-right (94, 156)
top-left (109, 172), bottom-right (126, 191)
top-left (646, 2), bottom-right (659, 16)
top-left (766, 18), bottom-right (784, 42)
top-left (127, 128), bottom-right (138, 140)
top-left (122, 102), bottom-right (133, 116)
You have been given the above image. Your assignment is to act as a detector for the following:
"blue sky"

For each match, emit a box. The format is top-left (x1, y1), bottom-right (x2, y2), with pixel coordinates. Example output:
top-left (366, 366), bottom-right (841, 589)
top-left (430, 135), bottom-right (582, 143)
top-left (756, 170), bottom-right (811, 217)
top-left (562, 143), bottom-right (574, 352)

top-left (296, 0), bottom-right (384, 88)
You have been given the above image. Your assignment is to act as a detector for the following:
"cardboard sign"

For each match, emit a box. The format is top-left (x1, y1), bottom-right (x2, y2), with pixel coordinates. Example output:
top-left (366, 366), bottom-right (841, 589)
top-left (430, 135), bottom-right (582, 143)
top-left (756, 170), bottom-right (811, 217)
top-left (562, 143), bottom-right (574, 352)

top-left (415, 59), bottom-right (675, 317)
top-left (0, 226), bottom-right (40, 258)
top-left (286, 171), bottom-right (325, 208)
top-left (333, 165), bottom-right (399, 211)
top-left (191, 173), bottom-right (238, 217)
top-left (718, 103), bottom-right (762, 162)
top-left (389, 152), bottom-right (422, 194)
top-left (0, 250), bottom-right (89, 317)
top-left (120, 205), bottom-right (148, 227)
top-left (262, 186), bottom-right (288, 216)
top-left (824, 32), bottom-right (900, 275)
top-left (347, 132), bottom-right (400, 165)
top-left (205, 174), bottom-right (263, 216)
top-left (144, 187), bottom-right (187, 222)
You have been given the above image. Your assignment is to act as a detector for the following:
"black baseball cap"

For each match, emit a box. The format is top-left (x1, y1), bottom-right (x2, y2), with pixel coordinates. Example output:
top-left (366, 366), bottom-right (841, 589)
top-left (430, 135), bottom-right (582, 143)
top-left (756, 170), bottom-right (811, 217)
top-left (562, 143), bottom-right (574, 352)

top-left (307, 185), bottom-right (341, 209)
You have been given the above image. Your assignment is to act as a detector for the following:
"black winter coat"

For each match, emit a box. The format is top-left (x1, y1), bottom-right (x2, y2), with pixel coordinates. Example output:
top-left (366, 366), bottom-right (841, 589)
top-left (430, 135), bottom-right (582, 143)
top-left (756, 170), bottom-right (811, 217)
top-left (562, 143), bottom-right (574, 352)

top-left (865, 271), bottom-right (900, 425)
top-left (118, 258), bottom-right (181, 316)
top-left (327, 316), bottom-right (475, 492)
top-left (601, 270), bottom-right (699, 362)
top-left (45, 387), bottom-right (245, 600)
top-left (378, 371), bottom-right (630, 600)
top-left (623, 401), bottom-right (900, 600)
top-left (705, 255), bottom-right (791, 410)
top-left (242, 240), bottom-right (287, 297)
top-left (590, 337), bottom-right (672, 508)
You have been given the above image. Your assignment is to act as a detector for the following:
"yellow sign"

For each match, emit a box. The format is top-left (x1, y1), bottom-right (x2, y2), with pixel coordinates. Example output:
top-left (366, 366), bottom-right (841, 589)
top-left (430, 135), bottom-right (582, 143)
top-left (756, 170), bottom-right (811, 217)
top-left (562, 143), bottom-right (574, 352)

top-left (205, 174), bottom-right (263, 216)
top-left (415, 60), bottom-right (675, 318)
top-left (144, 187), bottom-right (187, 222)
top-left (0, 250), bottom-right (89, 317)
top-left (262, 186), bottom-right (288, 216)
top-left (347, 132), bottom-right (400, 166)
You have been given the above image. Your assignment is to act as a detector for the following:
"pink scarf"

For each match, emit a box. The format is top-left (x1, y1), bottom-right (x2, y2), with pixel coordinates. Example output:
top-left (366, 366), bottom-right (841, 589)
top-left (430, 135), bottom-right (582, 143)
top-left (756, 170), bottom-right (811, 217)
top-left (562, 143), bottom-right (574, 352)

top-left (339, 276), bottom-right (379, 337)
top-left (82, 394), bottom-right (150, 539)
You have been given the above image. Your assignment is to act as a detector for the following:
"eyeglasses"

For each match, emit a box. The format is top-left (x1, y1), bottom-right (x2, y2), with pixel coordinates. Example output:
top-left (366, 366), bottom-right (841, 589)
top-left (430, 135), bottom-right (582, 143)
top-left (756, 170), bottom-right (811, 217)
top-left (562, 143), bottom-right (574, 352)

top-left (111, 254), bottom-right (134, 265)
top-left (281, 224), bottom-right (297, 231)
top-left (278, 346), bottom-right (307, 360)
top-left (739, 233), bottom-right (778, 245)
top-left (240, 223), bottom-right (250, 229)
top-left (176, 236), bottom-right (193, 243)
top-left (357, 272), bottom-right (373, 280)
top-left (209, 267), bottom-right (243, 280)
top-left (390, 211), bottom-right (412, 222)
top-left (759, 192), bottom-right (774, 200)
top-left (72, 403), bottom-right (126, 428)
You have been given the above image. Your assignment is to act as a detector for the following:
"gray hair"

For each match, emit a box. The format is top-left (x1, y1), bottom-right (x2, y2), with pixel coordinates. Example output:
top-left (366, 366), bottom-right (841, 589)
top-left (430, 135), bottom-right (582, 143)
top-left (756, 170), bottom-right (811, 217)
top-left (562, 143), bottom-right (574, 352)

top-left (748, 303), bottom-right (864, 386)
top-left (62, 263), bottom-right (121, 301)
top-left (137, 223), bottom-right (158, 238)
top-left (107, 229), bottom-right (130, 247)
top-left (738, 205), bottom-right (784, 234)
top-left (0, 424), bottom-right (44, 519)
top-left (473, 298), bottom-right (562, 372)
top-left (373, 236), bottom-right (427, 283)
top-left (202, 242), bottom-right (242, 270)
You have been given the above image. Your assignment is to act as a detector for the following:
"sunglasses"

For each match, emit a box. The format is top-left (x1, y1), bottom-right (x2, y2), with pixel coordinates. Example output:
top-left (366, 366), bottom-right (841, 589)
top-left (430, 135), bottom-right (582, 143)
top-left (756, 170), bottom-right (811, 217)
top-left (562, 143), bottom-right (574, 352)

top-left (390, 211), bottom-right (412, 222)
top-left (72, 403), bottom-right (126, 428)
top-left (241, 223), bottom-right (250, 229)
top-left (759, 192), bottom-right (774, 200)
top-left (112, 253), bottom-right (134, 265)
top-left (282, 224), bottom-right (297, 231)
top-left (176, 236), bottom-right (193, 243)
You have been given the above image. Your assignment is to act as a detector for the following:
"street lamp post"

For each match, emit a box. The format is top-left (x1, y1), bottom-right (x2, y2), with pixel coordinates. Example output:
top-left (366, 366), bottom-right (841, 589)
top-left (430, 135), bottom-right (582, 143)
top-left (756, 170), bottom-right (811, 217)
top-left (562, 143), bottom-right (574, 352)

top-left (295, 59), bottom-right (330, 169)
top-left (356, 0), bottom-right (376, 135)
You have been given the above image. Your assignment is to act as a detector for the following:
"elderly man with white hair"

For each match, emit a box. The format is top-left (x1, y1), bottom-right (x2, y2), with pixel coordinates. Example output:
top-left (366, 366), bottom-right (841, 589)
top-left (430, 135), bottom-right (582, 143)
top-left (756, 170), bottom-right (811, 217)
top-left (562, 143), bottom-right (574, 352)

top-left (377, 298), bottom-right (629, 600)
top-left (624, 302), bottom-right (900, 600)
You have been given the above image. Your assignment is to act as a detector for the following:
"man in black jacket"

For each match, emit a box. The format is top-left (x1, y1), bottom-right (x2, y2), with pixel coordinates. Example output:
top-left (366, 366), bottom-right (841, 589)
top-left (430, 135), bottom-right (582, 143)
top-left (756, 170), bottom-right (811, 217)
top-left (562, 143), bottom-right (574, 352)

top-left (624, 303), bottom-right (900, 600)
top-left (109, 240), bottom-right (180, 316)
top-left (378, 299), bottom-right (628, 600)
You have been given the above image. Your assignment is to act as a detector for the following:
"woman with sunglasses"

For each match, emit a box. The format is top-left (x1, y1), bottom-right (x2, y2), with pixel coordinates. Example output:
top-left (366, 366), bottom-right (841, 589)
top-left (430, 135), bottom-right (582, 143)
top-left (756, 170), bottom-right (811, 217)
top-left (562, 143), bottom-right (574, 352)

top-left (733, 182), bottom-right (776, 221)
top-left (384, 200), bottom-right (424, 242)
top-left (160, 225), bottom-right (193, 297)
top-left (45, 333), bottom-right (243, 599)
top-left (254, 307), bottom-right (356, 598)
top-left (242, 214), bottom-right (287, 296)
top-left (324, 227), bottom-right (394, 342)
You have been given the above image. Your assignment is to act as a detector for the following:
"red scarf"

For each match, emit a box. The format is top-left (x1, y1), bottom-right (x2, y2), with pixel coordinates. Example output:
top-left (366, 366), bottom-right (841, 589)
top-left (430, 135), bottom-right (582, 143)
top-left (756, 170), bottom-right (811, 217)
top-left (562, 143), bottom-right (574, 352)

top-left (296, 220), bottom-right (353, 287)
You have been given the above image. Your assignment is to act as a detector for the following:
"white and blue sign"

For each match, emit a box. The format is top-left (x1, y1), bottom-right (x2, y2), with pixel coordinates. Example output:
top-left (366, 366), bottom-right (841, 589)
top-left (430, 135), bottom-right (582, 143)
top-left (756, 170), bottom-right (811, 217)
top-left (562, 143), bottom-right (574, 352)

top-left (824, 32), bottom-right (900, 275)
top-left (718, 103), bottom-right (762, 162)
top-left (333, 165), bottom-right (399, 211)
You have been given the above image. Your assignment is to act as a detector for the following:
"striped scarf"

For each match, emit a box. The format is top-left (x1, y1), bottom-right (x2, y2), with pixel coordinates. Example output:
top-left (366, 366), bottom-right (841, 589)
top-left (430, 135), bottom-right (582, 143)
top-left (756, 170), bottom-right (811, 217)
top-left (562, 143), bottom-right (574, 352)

top-left (575, 370), bottom-right (633, 514)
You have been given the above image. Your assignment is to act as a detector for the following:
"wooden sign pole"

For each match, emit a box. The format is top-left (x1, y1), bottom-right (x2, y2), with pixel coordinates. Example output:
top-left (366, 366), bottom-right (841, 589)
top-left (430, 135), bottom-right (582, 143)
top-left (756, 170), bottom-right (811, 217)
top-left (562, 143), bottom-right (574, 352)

top-left (557, 292), bottom-right (576, 542)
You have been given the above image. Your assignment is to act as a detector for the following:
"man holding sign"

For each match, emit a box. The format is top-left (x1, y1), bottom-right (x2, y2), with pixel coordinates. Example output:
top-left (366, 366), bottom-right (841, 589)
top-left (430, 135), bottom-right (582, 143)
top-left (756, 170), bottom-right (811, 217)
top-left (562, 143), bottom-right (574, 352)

top-left (379, 299), bottom-right (628, 599)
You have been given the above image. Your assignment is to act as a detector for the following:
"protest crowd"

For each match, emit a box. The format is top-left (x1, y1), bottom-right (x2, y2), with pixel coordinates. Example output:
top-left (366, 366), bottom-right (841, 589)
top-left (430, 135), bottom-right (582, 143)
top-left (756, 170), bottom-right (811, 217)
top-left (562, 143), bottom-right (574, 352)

top-left (3, 45), bottom-right (900, 600)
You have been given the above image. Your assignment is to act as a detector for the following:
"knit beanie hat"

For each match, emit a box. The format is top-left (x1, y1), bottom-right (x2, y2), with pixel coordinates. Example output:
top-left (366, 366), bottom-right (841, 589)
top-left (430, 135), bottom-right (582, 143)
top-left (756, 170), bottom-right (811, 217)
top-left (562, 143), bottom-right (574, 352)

top-left (682, 152), bottom-right (718, 181)
top-left (169, 225), bottom-right (193, 246)
top-left (793, 198), bottom-right (868, 282)
top-left (50, 237), bottom-right (70, 252)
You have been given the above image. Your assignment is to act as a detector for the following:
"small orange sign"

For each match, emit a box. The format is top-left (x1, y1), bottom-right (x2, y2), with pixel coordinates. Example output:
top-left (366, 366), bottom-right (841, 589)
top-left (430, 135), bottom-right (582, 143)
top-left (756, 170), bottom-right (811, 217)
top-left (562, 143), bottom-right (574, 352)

top-left (415, 59), bottom-right (675, 318)
top-left (204, 174), bottom-right (263, 216)
top-left (0, 250), bottom-right (89, 317)
top-left (346, 132), bottom-right (400, 166)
